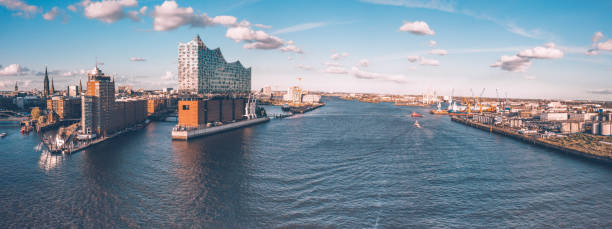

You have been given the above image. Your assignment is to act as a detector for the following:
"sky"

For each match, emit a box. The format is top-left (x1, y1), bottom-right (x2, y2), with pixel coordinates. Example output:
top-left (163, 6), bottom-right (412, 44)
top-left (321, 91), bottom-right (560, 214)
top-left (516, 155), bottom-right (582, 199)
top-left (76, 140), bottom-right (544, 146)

top-left (0, 0), bottom-right (611, 100)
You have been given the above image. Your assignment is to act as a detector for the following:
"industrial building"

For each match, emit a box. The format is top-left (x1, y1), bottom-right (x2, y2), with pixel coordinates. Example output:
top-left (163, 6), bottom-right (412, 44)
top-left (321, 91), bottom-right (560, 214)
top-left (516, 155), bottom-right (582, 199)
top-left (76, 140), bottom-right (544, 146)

top-left (178, 35), bottom-right (251, 94)
top-left (177, 98), bottom-right (247, 128)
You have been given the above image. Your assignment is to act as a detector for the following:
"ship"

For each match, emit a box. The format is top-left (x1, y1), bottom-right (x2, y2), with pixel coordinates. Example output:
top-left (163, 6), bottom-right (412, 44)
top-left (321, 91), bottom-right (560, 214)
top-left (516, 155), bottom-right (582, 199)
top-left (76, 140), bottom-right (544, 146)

top-left (281, 103), bottom-right (291, 112)
top-left (411, 112), bottom-right (424, 117)
top-left (414, 120), bottom-right (421, 128)
top-left (430, 102), bottom-right (449, 115)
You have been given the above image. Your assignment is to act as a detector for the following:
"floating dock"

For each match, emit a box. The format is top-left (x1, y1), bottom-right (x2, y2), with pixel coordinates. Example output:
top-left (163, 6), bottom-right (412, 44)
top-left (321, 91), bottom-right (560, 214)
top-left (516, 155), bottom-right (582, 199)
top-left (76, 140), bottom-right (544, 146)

top-left (171, 117), bottom-right (270, 140)
top-left (451, 116), bottom-right (612, 163)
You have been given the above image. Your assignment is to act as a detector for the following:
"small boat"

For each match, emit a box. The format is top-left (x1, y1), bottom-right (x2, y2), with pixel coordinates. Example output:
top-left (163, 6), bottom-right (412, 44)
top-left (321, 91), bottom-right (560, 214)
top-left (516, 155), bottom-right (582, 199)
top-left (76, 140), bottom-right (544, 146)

top-left (411, 112), bottom-right (424, 117)
top-left (414, 120), bottom-right (421, 128)
top-left (0, 132), bottom-right (6, 138)
top-left (281, 104), bottom-right (291, 112)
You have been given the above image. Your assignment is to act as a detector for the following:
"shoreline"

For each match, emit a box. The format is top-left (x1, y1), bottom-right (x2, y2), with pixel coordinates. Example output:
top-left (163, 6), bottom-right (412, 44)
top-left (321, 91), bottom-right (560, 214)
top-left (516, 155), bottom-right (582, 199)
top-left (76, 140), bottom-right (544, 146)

top-left (451, 116), bottom-right (612, 164)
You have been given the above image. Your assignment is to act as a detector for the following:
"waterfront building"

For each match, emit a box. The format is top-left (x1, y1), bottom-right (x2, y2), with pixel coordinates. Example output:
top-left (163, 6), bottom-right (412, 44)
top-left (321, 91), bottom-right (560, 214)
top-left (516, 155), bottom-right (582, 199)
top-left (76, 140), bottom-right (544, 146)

top-left (177, 98), bottom-right (246, 128)
top-left (283, 86), bottom-right (303, 103)
top-left (302, 94), bottom-right (321, 104)
top-left (147, 98), bottom-right (167, 116)
top-left (68, 85), bottom-right (80, 97)
top-left (47, 96), bottom-right (81, 120)
top-left (178, 35), bottom-right (251, 94)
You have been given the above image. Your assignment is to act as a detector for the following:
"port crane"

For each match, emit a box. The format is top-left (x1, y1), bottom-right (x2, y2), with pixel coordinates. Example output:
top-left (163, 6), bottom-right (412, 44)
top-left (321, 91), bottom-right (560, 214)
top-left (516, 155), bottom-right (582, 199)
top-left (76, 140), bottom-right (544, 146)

top-left (478, 88), bottom-right (486, 114)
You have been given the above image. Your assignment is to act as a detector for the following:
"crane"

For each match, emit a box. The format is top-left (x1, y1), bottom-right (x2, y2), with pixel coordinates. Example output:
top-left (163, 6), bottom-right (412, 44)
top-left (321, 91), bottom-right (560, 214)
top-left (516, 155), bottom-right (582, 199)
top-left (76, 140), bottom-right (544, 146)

top-left (495, 88), bottom-right (501, 112)
top-left (478, 88), bottom-right (486, 113)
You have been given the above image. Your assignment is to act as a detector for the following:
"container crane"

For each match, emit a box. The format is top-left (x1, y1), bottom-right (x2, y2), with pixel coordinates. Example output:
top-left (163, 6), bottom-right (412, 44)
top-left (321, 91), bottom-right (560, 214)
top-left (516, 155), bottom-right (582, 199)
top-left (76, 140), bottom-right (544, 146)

top-left (478, 88), bottom-right (485, 114)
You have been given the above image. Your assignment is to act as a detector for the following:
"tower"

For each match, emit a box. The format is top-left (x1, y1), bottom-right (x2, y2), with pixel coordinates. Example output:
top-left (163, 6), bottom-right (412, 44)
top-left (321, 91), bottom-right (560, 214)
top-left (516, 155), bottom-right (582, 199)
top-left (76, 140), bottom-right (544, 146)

top-left (14, 81), bottom-right (18, 92)
top-left (79, 79), bottom-right (83, 95)
top-left (43, 66), bottom-right (50, 98)
top-left (50, 78), bottom-right (55, 95)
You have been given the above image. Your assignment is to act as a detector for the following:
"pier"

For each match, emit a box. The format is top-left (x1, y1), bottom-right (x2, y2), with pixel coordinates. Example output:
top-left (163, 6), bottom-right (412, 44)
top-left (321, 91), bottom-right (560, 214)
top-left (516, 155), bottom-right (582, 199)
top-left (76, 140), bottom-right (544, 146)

top-left (451, 116), bottom-right (612, 163)
top-left (172, 117), bottom-right (269, 140)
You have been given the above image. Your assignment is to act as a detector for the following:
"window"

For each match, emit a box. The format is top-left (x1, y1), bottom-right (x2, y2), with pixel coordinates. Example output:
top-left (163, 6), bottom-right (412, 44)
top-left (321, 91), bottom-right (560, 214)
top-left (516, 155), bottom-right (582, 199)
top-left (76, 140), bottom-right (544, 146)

top-left (182, 105), bottom-right (190, 110)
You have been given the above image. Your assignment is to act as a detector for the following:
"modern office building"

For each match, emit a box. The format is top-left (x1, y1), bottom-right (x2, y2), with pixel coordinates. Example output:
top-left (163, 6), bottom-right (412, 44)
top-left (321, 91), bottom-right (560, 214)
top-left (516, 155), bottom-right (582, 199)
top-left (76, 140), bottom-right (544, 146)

top-left (178, 35), bottom-right (251, 94)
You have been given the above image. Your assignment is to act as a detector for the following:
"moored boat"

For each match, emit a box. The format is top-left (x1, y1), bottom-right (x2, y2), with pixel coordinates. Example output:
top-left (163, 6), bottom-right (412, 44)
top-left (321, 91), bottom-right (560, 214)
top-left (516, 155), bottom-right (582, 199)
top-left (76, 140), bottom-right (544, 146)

top-left (411, 112), bottom-right (424, 117)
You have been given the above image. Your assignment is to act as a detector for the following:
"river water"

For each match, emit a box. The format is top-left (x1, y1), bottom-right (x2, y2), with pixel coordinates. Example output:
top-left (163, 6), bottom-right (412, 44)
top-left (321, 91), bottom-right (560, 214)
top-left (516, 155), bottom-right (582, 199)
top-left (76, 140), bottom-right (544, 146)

top-left (1, 97), bottom-right (611, 228)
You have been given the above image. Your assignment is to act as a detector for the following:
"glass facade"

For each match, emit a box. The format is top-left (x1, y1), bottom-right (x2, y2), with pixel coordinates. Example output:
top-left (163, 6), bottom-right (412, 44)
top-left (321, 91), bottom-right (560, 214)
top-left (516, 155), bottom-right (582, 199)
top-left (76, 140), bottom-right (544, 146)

top-left (178, 35), bottom-right (251, 94)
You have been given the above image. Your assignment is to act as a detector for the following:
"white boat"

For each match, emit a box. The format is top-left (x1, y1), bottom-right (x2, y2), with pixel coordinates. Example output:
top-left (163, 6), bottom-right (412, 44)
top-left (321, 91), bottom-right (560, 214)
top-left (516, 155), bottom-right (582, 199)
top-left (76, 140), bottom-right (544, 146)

top-left (0, 132), bottom-right (6, 137)
top-left (414, 120), bottom-right (421, 128)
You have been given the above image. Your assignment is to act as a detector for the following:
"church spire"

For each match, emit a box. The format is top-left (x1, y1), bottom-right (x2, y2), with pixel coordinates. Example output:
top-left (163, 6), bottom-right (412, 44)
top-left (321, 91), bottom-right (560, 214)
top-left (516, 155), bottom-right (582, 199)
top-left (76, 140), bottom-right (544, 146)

top-left (43, 66), bottom-right (50, 98)
top-left (79, 79), bottom-right (83, 95)
top-left (50, 78), bottom-right (55, 94)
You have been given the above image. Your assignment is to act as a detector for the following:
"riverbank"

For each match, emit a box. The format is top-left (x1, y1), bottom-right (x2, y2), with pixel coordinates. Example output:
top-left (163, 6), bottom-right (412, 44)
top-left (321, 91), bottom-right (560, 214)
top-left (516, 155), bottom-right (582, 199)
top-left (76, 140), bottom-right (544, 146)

top-left (451, 116), bottom-right (612, 163)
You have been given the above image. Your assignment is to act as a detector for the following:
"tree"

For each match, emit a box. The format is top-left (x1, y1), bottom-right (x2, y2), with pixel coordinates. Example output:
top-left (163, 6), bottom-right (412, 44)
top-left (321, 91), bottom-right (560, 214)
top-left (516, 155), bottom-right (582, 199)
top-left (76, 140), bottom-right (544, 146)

top-left (31, 107), bottom-right (41, 120)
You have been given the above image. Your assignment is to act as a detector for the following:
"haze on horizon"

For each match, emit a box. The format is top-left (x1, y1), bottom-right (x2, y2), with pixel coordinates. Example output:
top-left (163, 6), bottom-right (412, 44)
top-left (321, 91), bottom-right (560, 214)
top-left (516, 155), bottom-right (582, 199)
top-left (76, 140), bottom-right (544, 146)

top-left (0, 0), bottom-right (611, 100)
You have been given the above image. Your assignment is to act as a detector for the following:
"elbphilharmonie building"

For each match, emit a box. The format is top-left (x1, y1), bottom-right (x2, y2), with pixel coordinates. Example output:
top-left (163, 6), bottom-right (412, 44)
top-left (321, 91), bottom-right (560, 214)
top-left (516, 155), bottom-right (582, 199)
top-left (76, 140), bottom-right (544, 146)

top-left (178, 35), bottom-right (251, 94)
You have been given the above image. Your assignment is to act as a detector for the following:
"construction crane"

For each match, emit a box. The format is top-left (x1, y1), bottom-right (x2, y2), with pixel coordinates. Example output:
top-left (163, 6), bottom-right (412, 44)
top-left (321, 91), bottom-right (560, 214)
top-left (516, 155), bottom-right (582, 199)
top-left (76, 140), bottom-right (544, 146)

top-left (495, 88), bottom-right (501, 112)
top-left (478, 88), bottom-right (486, 113)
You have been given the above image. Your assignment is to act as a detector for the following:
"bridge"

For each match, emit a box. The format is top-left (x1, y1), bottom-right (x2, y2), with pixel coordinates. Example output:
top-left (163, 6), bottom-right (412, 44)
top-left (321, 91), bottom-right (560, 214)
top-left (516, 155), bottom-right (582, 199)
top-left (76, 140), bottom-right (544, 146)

top-left (0, 110), bottom-right (28, 124)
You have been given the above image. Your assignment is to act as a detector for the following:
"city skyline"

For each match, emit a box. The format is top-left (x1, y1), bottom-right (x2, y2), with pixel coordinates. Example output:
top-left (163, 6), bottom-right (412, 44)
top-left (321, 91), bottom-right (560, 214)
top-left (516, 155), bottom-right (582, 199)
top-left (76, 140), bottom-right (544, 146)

top-left (0, 0), bottom-right (611, 100)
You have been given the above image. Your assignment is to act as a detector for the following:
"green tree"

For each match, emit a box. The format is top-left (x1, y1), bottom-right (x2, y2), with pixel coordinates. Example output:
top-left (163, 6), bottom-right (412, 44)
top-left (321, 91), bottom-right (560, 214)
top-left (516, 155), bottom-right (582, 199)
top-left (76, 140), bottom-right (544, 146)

top-left (31, 107), bottom-right (41, 120)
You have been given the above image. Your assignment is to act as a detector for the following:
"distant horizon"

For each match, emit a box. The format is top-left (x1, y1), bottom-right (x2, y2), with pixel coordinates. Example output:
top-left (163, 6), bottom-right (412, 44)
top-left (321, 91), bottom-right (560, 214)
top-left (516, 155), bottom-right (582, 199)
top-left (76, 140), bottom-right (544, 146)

top-left (1, 0), bottom-right (611, 101)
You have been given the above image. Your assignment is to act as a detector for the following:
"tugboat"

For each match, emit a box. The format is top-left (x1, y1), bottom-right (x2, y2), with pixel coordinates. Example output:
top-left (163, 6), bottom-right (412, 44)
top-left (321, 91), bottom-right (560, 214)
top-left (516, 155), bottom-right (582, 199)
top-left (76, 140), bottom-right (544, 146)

top-left (281, 103), bottom-right (291, 112)
top-left (411, 112), bottom-right (424, 117)
top-left (414, 120), bottom-right (422, 128)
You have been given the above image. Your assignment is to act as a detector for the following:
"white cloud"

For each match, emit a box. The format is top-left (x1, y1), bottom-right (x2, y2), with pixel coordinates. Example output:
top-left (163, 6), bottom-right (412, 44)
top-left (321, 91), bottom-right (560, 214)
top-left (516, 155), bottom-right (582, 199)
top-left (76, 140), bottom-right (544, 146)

top-left (428, 49), bottom-right (447, 56)
top-left (161, 71), bottom-right (175, 80)
top-left (358, 59), bottom-right (369, 67)
top-left (279, 40), bottom-right (303, 53)
top-left (325, 62), bottom-right (341, 67)
top-left (226, 26), bottom-right (285, 50)
top-left (587, 89), bottom-right (612, 95)
top-left (399, 21), bottom-right (434, 35)
top-left (517, 42), bottom-right (563, 59)
top-left (407, 56), bottom-right (420, 63)
top-left (43, 7), bottom-right (60, 20)
top-left (212, 15), bottom-right (237, 26)
top-left (83, 0), bottom-right (138, 23)
top-left (330, 52), bottom-right (349, 60)
top-left (597, 39), bottom-right (612, 51)
top-left (419, 57), bottom-right (439, 66)
top-left (138, 5), bottom-right (146, 15)
top-left (274, 22), bottom-right (328, 35)
top-left (296, 64), bottom-right (313, 71)
top-left (592, 31), bottom-right (604, 43)
top-left (127, 10), bottom-right (139, 21)
top-left (130, 57), bottom-right (146, 62)
top-left (62, 69), bottom-right (87, 77)
top-left (0, 0), bottom-right (39, 17)
top-left (0, 64), bottom-right (29, 76)
top-left (324, 66), bottom-right (348, 74)
top-left (254, 23), bottom-right (271, 29)
top-left (351, 67), bottom-right (408, 83)
top-left (151, 1), bottom-right (215, 31)
top-left (490, 55), bottom-right (531, 72)
top-left (67, 5), bottom-right (77, 12)
top-left (429, 40), bottom-right (436, 47)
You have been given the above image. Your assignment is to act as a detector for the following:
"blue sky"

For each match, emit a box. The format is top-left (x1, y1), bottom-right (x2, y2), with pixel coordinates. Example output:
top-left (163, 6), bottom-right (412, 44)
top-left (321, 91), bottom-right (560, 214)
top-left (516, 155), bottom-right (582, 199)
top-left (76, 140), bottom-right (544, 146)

top-left (0, 0), bottom-right (611, 100)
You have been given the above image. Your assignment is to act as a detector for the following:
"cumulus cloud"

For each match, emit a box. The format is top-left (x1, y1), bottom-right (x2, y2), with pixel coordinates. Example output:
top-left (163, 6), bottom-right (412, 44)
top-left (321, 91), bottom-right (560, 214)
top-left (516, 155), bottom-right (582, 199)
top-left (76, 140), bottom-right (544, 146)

top-left (592, 31), bottom-right (604, 43)
top-left (358, 59), bottom-right (369, 67)
top-left (0, 0), bottom-right (39, 17)
top-left (0, 64), bottom-right (30, 76)
top-left (330, 52), bottom-right (349, 60)
top-left (429, 49), bottom-right (447, 56)
top-left (62, 69), bottom-right (88, 77)
top-left (585, 32), bottom-right (611, 56)
top-left (212, 15), bottom-right (237, 26)
top-left (296, 64), bottom-right (313, 71)
top-left (83, 0), bottom-right (138, 23)
top-left (254, 23), bottom-right (272, 29)
top-left (138, 5), bottom-right (146, 14)
top-left (127, 10), bottom-right (139, 21)
top-left (407, 56), bottom-right (420, 63)
top-left (517, 42), bottom-right (563, 59)
top-left (279, 40), bottom-right (303, 53)
top-left (351, 67), bottom-right (408, 83)
top-left (226, 26), bottom-right (285, 49)
top-left (130, 57), bottom-right (146, 62)
top-left (43, 7), bottom-right (60, 20)
top-left (399, 21), bottom-right (435, 35)
top-left (490, 55), bottom-right (531, 72)
top-left (324, 66), bottom-right (348, 74)
top-left (419, 57), bottom-right (440, 66)
top-left (492, 43), bottom-right (564, 72)
top-left (151, 1), bottom-right (215, 31)
top-left (429, 40), bottom-right (437, 47)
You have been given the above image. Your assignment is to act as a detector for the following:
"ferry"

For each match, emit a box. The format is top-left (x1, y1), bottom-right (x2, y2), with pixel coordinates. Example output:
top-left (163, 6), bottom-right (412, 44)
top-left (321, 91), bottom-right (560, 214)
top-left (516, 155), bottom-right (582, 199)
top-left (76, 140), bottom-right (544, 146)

top-left (414, 120), bottom-right (421, 128)
top-left (411, 112), bottom-right (424, 117)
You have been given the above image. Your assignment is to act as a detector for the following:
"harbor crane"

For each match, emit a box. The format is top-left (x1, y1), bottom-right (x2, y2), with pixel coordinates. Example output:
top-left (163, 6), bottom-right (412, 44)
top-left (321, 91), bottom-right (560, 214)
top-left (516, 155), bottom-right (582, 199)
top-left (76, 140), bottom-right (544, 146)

top-left (478, 88), bottom-right (486, 113)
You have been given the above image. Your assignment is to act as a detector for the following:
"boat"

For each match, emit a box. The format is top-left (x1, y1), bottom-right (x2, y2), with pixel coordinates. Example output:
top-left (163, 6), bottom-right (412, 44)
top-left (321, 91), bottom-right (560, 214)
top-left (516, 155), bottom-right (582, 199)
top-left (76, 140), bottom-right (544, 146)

top-left (281, 104), bottom-right (291, 112)
top-left (0, 132), bottom-right (6, 138)
top-left (430, 102), bottom-right (449, 115)
top-left (411, 112), bottom-right (424, 117)
top-left (414, 120), bottom-right (421, 128)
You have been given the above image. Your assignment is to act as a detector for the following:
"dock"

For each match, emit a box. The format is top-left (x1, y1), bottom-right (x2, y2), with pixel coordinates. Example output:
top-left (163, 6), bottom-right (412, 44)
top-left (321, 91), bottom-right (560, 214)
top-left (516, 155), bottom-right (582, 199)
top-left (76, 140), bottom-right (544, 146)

top-left (171, 117), bottom-right (270, 140)
top-left (451, 116), bottom-right (612, 163)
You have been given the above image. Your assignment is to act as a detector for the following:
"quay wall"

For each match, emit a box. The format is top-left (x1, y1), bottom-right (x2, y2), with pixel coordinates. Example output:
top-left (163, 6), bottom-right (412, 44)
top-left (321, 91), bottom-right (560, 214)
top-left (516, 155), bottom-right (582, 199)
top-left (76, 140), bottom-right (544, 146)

top-left (451, 116), bottom-right (612, 163)
top-left (172, 117), bottom-right (269, 140)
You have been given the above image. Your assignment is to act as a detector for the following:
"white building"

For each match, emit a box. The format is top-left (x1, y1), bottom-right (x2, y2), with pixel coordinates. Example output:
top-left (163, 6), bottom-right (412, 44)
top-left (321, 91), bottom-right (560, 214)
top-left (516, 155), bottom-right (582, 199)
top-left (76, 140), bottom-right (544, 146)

top-left (302, 94), bottom-right (321, 103)
top-left (178, 35), bottom-right (251, 94)
top-left (541, 112), bottom-right (568, 121)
